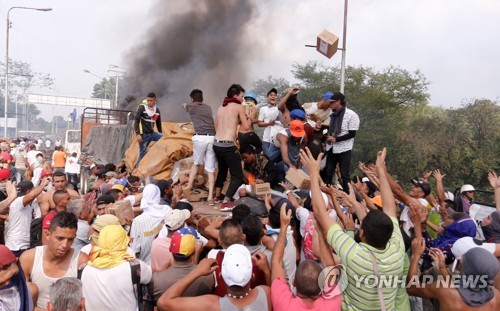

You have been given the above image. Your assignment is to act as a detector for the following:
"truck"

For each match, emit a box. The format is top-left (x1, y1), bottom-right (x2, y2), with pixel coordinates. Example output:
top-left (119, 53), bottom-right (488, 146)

top-left (79, 107), bottom-right (133, 193)
top-left (64, 129), bottom-right (81, 156)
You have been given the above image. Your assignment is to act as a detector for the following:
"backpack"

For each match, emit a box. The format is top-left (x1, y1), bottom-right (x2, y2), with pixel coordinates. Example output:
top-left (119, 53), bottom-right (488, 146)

top-left (29, 218), bottom-right (43, 248)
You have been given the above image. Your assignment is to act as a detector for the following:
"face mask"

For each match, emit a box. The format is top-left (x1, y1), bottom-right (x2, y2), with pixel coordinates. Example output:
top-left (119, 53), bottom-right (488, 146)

top-left (36, 158), bottom-right (44, 164)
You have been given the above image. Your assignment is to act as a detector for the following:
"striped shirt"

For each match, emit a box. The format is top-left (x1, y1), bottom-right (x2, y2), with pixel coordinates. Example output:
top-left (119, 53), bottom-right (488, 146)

top-left (327, 217), bottom-right (410, 311)
top-left (130, 213), bottom-right (167, 265)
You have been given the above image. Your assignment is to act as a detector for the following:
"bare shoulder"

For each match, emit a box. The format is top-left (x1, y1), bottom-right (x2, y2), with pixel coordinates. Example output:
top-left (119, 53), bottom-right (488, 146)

top-left (20, 248), bottom-right (36, 275)
top-left (67, 188), bottom-right (80, 197)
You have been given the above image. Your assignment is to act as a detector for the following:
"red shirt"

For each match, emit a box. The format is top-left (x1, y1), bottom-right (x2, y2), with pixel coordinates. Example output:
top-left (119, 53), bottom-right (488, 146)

top-left (271, 278), bottom-right (342, 311)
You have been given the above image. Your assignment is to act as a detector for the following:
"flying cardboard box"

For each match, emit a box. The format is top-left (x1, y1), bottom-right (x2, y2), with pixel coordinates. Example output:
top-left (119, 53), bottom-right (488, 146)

top-left (286, 168), bottom-right (311, 189)
top-left (316, 29), bottom-right (339, 59)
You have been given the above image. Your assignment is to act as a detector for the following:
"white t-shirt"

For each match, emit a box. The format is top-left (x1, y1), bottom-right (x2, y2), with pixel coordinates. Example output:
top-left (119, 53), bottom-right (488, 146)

top-left (303, 102), bottom-right (331, 128)
top-left (82, 260), bottom-right (152, 311)
top-left (326, 108), bottom-right (360, 154)
top-left (45, 140), bottom-right (51, 148)
top-left (65, 156), bottom-right (80, 174)
top-left (258, 105), bottom-right (280, 142)
top-left (26, 150), bottom-right (41, 167)
top-left (4, 196), bottom-right (33, 250)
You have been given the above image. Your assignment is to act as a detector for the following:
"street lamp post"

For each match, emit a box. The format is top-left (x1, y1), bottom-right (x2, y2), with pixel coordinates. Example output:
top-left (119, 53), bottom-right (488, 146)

top-left (4, 6), bottom-right (52, 138)
top-left (339, 0), bottom-right (348, 93)
top-left (108, 64), bottom-right (127, 110)
top-left (84, 69), bottom-right (108, 99)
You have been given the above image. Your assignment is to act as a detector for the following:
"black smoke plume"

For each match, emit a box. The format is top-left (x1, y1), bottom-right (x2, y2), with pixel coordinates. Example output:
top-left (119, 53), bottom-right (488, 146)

top-left (121, 0), bottom-right (258, 121)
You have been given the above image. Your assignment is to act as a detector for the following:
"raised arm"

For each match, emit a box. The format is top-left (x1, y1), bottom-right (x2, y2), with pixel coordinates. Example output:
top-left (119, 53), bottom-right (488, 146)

top-left (375, 148), bottom-right (396, 218)
top-left (300, 148), bottom-right (336, 233)
top-left (157, 258), bottom-right (219, 311)
top-left (23, 179), bottom-right (49, 206)
top-left (487, 171), bottom-right (500, 210)
top-left (0, 181), bottom-right (17, 214)
top-left (271, 203), bottom-right (291, 282)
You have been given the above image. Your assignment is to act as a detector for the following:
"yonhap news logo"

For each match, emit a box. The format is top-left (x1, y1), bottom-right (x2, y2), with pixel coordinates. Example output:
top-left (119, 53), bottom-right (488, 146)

top-left (318, 264), bottom-right (348, 299)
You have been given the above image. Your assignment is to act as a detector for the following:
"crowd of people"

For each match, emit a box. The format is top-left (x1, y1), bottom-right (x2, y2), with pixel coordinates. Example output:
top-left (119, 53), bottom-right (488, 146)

top-left (0, 84), bottom-right (499, 311)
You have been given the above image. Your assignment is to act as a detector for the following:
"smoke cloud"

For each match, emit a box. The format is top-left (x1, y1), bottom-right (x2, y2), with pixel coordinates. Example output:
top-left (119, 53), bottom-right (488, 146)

top-left (121, 0), bottom-right (259, 121)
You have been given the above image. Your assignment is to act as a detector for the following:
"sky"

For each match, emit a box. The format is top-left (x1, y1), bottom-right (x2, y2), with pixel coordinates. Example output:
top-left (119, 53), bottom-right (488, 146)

top-left (1, 0), bottom-right (499, 121)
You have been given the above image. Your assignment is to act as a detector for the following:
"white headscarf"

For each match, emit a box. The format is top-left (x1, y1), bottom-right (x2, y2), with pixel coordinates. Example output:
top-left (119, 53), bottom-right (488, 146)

top-left (140, 184), bottom-right (170, 218)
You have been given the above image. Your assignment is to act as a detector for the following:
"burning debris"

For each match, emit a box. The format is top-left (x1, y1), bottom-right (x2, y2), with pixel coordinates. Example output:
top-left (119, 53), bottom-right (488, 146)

top-left (121, 0), bottom-right (258, 121)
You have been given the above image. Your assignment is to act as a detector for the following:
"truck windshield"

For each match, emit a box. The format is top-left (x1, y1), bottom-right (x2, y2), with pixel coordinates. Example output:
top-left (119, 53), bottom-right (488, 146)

top-left (67, 131), bottom-right (81, 143)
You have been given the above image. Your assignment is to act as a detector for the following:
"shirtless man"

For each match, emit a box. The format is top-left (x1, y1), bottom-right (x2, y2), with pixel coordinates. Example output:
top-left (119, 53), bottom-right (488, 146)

top-left (39, 170), bottom-right (79, 216)
top-left (408, 238), bottom-right (500, 310)
top-left (213, 84), bottom-right (252, 207)
top-left (277, 87), bottom-right (300, 128)
top-left (20, 211), bottom-right (88, 310)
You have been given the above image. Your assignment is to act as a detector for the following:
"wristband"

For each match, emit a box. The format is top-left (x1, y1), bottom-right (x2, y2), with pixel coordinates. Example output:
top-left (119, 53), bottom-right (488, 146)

top-left (285, 190), bottom-right (292, 195)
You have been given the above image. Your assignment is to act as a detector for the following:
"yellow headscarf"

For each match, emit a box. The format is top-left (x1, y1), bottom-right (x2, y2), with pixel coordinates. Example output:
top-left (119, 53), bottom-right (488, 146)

top-left (88, 225), bottom-right (133, 269)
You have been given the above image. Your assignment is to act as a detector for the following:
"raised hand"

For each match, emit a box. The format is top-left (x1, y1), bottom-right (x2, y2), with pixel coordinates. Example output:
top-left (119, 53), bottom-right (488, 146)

top-left (411, 237), bottom-right (426, 256)
top-left (421, 170), bottom-right (432, 182)
top-left (429, 248), bottom-right (447, 274)
top-left (488, 171), bottom-right (500, 189)
top-left (280, 203), bottom-right (292, 228)
top-left (299, 147), bottom-right (323, 175)
top-left (195, 258), bottom-right (219, 275)
top-left (432, 169), bottom-right (446, 182)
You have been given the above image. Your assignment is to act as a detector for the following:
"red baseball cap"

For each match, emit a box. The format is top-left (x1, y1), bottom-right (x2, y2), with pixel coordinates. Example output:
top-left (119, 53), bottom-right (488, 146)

top-left (0, 245), bottom-right (16, 268)
top-left (0, 169), bottom-right (11, 181)
top-left (42, 211), bottom-right (57, 229)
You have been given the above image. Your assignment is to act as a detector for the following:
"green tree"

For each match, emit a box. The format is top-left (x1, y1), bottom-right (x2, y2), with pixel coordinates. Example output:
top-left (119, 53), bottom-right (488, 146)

top-left (91, 77), bottom-right (116, 101)
top-left (251, 76), bottom-right (290, 103)
top-left (0, 59), bottom-right (54, 136)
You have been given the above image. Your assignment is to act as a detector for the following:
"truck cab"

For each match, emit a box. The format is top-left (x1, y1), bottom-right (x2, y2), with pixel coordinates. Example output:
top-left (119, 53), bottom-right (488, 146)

top-left (65, 129), bottom-right (81, 156)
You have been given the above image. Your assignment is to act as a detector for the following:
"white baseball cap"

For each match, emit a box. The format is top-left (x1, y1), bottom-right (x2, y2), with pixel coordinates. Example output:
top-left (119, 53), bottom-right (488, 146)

top-left (451, 237), bottom-right (495, 260)
top-left (164, 209), bottom-right (191, 231)
top-left (221, 244), bottom-right (253, 287)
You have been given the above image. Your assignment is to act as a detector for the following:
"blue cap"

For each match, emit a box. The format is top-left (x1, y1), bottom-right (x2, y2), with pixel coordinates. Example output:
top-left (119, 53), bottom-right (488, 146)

top-left (114, 177), bottom-right (128, 187)
top-left (290, 109), bottom-right (306, 120)
top-left (177, 226), bottom-right (198, 238)
top-left (244, 92), bottom-right (258, 104)
top-left (322, 92), bottom-right (334, 100)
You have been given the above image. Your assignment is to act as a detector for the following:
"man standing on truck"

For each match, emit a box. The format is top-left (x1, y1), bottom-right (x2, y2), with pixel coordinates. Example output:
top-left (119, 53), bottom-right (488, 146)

top-left (134, 92), bottom-right (163, 168)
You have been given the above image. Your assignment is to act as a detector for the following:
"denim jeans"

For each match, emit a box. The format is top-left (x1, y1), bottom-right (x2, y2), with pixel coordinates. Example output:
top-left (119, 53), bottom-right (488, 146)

top-left (136, 132), bottom-right (163, 167)
top-left (213, 144), bottom-right (243, 200)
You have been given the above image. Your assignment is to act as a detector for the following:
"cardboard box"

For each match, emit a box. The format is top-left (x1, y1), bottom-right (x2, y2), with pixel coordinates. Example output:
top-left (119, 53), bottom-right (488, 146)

top-left (179, 159), bottom-right (194, 171)
top-left (252, 183), bottom-right (271, 196)
top-left (183, 189), bottom-right (209, 202)
top-left (286, 168), bottom-right (311, 189)
top-left (107, 200), bottom-right (135, 226)
top-left (316, 29), bottom-right (339, 59)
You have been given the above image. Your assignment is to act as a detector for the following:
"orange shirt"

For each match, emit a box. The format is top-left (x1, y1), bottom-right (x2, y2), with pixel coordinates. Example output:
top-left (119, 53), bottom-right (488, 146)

top-left (53, 151), bottom-right (66, 168)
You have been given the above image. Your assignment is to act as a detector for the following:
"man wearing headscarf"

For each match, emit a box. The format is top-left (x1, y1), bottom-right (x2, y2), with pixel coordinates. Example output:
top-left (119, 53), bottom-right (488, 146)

top-left (0, 245), bottom-right (34, 311)
top-left (81, 225), bottom-right (152, 311)
top-left (130, 184), bottom-right (171, 264)
top-left (409, 241), bottom-right (500, 310)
